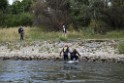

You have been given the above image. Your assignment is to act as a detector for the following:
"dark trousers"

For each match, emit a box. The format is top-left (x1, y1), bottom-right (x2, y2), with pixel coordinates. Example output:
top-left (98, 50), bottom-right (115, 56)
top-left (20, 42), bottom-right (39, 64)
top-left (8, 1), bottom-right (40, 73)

top-left (64, 54), bottom-right (69, 61)
top-left (20, 33), bottom-right (24, 40)
top-left (70, 54), bottom-right (79, 60)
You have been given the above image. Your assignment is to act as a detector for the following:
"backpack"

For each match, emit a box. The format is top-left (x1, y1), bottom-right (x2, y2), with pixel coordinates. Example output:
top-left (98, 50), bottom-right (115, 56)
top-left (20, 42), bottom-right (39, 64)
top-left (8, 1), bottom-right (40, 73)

top-left (18, 27), bottom-right (23, 33)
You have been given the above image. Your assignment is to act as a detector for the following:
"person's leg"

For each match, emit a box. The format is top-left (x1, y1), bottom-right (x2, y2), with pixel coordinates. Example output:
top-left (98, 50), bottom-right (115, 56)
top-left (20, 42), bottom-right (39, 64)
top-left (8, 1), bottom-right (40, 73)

top-left (64, 54), bottom-right (68, 61)
top-left (75, 56), bottom-right (79, 60)
top-left (64, 54), bottom-right (66, 61)
top-left (20, 34), bottom-right (22, 40)
top-left (66, 55), bottom-right (69, 60)
top-left (70, 54), bottom-right (74, 60)
top-left (21, 33), bottom-right (24, 40)
top-left (70, 55), bottom-right (73, 60)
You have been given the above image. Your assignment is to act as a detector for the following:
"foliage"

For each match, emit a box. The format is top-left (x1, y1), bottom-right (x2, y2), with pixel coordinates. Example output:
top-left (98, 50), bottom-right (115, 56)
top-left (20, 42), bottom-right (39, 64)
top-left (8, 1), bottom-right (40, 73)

top-left (0, 0), bottom-right (8, 11)
top-left (4, 13), bottom-right (32, 27)
top-left (0, 0), bottom-right (8, 26)
top-left (10, 0), bottom-right (33, 14)
top-left (118, 42), bottom-right (124, 54)
top-left (0, 11), bottom-right (6, 26)
top-left (110, 0), bottom-right (124, 29)
top-left (0, 0), bottom-right (33, 27)
top-left (69, 0), bottom-right (90, 29)
top-left (89, 20), bottom-right (108, 34)
top-left (59, 36), bottom-right (68, 41)
top-left (33, 0), bottom-right (70, 31)
top-left (0, 0), bottom-right (123, 32)
top-left (0, 27), bottom-right (123, 42)
top-left (69, 0), bottom-right (124, 32)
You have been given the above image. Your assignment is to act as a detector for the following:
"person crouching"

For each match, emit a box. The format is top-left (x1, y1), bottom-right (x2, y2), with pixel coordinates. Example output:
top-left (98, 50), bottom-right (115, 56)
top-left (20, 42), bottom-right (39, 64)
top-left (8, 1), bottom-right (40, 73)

top-left (70, 49), bottom-right (81, 61)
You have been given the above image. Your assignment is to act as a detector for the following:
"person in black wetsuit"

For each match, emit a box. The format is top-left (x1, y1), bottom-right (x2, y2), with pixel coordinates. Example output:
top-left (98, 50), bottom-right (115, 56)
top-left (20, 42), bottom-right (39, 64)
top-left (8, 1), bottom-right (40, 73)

top-left (70, 49), bottom-right (81, 61)
top-left (60, 45), bottom-right (70, 61)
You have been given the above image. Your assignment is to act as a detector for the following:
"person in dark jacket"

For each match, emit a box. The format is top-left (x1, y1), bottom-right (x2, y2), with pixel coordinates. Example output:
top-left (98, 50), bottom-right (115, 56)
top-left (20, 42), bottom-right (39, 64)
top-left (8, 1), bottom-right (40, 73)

top-left (60, 45), bottom-right (70, 61)
top-left (18, 26), bottom-right (24, 40)
top-left (70, 49), bottom-right (81, 61)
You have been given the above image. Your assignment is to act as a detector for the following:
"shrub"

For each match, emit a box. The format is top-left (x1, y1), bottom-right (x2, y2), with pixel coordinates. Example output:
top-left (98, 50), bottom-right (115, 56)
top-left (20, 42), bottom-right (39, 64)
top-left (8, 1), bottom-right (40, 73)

top-left (4, 13), bottom-right (32, 27)
top-left (89, 20), bottom-right (108, 34)
top-left (59, 36), bottom-right (68, 41)
top-left (118, 42), bottom-right (124, 54)
top-left (19, 13), bottom-right (32, 26)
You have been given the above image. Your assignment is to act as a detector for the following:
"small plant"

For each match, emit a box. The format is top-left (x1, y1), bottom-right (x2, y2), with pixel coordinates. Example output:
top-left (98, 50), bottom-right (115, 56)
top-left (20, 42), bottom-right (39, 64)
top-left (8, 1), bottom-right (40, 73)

top-left (59, 36), bottom-right (68, 41)
top-left (118, 42), bottom-right (124, 54)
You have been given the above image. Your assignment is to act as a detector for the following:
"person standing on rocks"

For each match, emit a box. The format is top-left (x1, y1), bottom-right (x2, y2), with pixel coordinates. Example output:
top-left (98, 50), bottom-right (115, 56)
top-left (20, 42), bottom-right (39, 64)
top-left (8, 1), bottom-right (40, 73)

top-left (60, 45), bottom-right (70, 61)
top-left (70, 49), bottom-right (81, 61)
top-left (62, 24), bottom-right (67, 38)
top-left (18, 26), bottom-right (24, 40)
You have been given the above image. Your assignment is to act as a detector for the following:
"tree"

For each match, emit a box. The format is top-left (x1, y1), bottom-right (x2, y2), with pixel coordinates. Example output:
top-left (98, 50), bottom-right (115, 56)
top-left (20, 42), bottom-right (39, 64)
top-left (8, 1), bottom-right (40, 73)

top-left (98, 0), bottom-right (124, 30)
top-left (0, 0), bottom-right (8, 26)
top-left (2, 0), bottom-right (34, 27)
top-left (10, 0), bottom-right (33, 14)
top-left (110, 0), bottom-right (124, 29)
top-left (21, 0), bottom-right (34, 12)
top-left (69, 0), bottom-right (90, 29)
top-left (11, 1), bottom-right (22, 14)
top-left (89, 0), bottom-right (108, 33)
top-left (0, 0), bottom-right (8, 11)
top-left (33, 0), bottom-right (70, 31)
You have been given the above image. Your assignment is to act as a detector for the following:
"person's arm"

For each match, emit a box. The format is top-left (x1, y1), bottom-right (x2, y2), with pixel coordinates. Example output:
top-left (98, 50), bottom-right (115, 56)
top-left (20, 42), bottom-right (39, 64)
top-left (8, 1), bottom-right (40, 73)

top-left (18, 28), bottom-right (20, 34)
top-left (60, 48), bottom-right (63, 56)
top-left (76, 50), bottom-right (81, 56)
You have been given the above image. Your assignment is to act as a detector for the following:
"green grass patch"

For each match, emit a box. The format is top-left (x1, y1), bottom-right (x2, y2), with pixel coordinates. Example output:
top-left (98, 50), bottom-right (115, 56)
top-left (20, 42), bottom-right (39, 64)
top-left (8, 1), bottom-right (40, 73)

top-left (105, 31), bottom-right (124, 39)
top-left (118, 42), bottom-right (124, 54)
top-left (0, 27), bottom-right (123, 42)
top-left (29, 28), bottom-right (60, 40)
top-left (59, 36), bottom-right (68, 41)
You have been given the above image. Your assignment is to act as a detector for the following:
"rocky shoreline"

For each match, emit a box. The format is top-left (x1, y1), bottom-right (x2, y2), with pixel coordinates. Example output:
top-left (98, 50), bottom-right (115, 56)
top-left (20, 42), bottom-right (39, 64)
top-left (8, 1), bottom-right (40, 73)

top-left (0, 40), bottom-right (124, 63)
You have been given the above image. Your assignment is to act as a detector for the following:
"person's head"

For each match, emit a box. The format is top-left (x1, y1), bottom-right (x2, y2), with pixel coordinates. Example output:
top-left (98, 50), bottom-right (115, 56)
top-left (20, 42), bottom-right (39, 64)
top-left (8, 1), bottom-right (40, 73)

top-left (19, 26), bottom-right (22, 28)
top-left (65, 45), bottom-right (68, 47)
top-left (73, 49), bottom-right (77, 52)
top-left (64, 45), bottom-right (69, 48)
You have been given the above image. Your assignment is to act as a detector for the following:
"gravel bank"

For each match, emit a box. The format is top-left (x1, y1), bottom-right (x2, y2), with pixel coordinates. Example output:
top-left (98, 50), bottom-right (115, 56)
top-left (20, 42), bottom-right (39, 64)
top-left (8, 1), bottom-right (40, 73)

top-left (0, 40), bottom-right (124, 63)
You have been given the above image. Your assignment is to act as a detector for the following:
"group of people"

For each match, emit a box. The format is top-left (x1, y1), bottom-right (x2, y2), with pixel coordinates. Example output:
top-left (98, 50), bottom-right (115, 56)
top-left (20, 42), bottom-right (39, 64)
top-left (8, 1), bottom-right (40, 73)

top-left (18, 25), bottom-right (81, 61)
top-left (60, 45), bottom-right (81, 61)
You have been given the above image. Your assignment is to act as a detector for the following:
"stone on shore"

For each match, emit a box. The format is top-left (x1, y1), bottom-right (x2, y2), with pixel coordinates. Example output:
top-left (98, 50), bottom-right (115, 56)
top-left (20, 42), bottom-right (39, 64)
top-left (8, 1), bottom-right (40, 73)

top-left (0, 40), bottom-right (124, 63)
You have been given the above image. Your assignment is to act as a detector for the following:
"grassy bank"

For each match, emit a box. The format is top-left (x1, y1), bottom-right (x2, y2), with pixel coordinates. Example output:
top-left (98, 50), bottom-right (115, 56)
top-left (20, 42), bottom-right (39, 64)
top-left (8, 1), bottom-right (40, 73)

top-left (0, 27), bottom-right (124, 42)
top-left (118, 42), bottom-right (124, 54)
top-left (0, 27), bottom-right (30, 42)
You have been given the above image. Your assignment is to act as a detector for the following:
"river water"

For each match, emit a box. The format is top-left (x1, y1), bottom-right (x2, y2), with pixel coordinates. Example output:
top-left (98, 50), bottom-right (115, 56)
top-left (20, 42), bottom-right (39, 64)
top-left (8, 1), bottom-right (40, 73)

top-left (0, 60), bottom-right (124, 83)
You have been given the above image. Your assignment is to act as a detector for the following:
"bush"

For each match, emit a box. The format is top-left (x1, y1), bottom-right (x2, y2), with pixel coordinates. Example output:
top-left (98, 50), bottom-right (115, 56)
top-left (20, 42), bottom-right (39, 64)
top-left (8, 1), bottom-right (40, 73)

top-left (59, 36), bottom-right (68, 41)
top-left (4, 13), bottom-right (32, 27)
top-left (19, 13), bottom-right (32, 26)
top-left (89, 20), bottom-right (108, 34)
top-left (118, 42), bottom-right (124, 54)
top-left (0, 11), bottom-right (6, 27)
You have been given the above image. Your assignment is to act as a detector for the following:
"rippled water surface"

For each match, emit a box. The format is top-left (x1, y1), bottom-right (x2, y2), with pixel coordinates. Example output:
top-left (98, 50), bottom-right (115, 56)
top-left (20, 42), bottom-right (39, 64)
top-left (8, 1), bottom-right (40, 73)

top-left (0, 60), bottom-right (124, 83)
